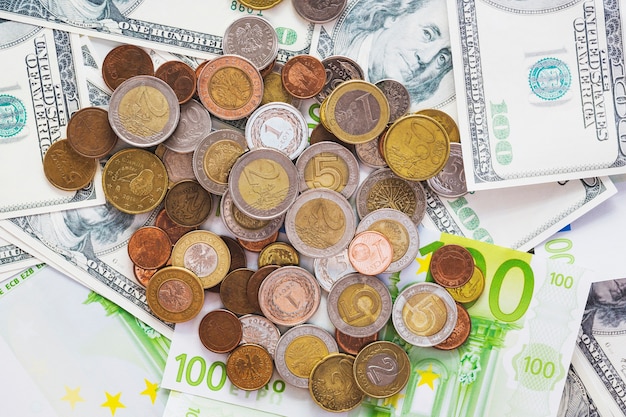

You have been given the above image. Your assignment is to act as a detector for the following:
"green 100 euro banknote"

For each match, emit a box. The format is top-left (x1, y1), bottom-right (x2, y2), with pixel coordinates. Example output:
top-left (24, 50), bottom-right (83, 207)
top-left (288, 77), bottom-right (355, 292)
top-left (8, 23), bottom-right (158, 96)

top-left (161, 227), bottom-right (594, 417)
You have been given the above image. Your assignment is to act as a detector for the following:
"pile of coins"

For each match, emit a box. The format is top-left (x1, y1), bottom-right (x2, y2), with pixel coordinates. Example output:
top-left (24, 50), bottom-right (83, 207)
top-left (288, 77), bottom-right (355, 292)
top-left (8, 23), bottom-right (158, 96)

top-left (42, 12), bottom-right (474, 412)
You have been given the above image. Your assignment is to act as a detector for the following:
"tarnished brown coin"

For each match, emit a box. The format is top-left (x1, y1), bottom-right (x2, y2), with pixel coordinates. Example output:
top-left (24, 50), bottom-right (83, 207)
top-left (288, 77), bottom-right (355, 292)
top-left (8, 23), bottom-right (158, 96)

top-left (219, 268), bottom-right (257, 315)
top-left (161, 148), bottom-right (196, 186)
top-left (193, 129), bottom-right (247, 195)
top-left (430, 244), bottom-right (475, 288)
top-left (171, 230), bottom-right (231, 289)
top-left (293, 0), bottom-right (347, 23)
top-left (258, 265), bottom-right (321, 326)
top-left (315, 55), bottom-right (364, 103)
top-left (313, 249), bottom-right (356, 292)
top-left (155, 60), bottom-right (197, 104)
top-left (220, 189), bottom-right (284, 242)
top-left (43, 139), bottom-right (97, 191)
top-left (220, 235), bottom-right (247, 272)
top-left (163, 99), bottom-right (212, 153)
top-left (246, 264), bottom-right (279, 313)
top-left (133, 265), bottom-right (158, 288)
top-left (127, 226), bottom-right (172, 269)
top-left (446, 265), bottom-right (485, 304)
top-left (416, 108), bottom-right (461, 143)
top-left (335, 329), bottom-right (378, 356)
top-left (309, 354), bottom-right (365, 412)
top-left (348, 231), bottom-right (394, 276)
top-left (223, 16), bottom-right (278, 71)
top-left (226, 344), bottom-right (273, 391)
top-left (309, 123), bottom-right (355, 153)
top-left (434, 302), bottom-right (471, 350)
top-left (102, 44), bottom-right (154, 91)
top-left (198, 309), bottom-right (243, 353)
top-left (145, 266), bottom-right (204, 323)
top-left (353, 341), bottom-right (410, 398)
top-left (66, 107), bottom-right (118, 158)
top-left (426, 142), bottom-right (468, 198)
top-left (281, 55), bottom-right (326, 99)
top-left (102, 148), bottom-right (168, 214)
top-left (257, 241), bottom-right (299, 268)
top-left (155, 208), bottom-right (197, 245)
top-left (164, 180), bottom-right (213, 227)
top-left (239, 314), bottom-right (281, 357)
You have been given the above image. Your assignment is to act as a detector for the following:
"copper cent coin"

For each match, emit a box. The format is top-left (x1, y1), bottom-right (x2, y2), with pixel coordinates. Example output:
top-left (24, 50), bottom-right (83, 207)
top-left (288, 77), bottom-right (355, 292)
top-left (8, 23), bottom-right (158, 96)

top-left (133, 265), bottom-right (158, 288)
top-left (66, 107), bottom-right (118, 158)
top-left (281, 55), bottom-right (326, 99)
top-left (335, 329), bottom-right (378, 356)
top-left (198, 309), bottom-right (243, 353)
top-left (43, 139), bottom-right (97, 191)
top-left (226, 344), bottom-right (273, 390)
top-left (247, 264), bottom-right (279, 313)
top-left (145, 266), bottom-right (204, 323)
top-left (154, 208), bottom-right (197, 245)
top-left (127, 225), bottom-right (172, 269)
top-left (155, 60), bottom-right (197, 104)
top-left (434, 302), bottom-right (471, 350)
top-left (219, 268), bottom-right (256, 315)
top-left (348, 231), bottom-right (394, 276)
top-left (430, 244), bottom-right (475, 288)
top-left (101, 44), bottom-right (154, 91)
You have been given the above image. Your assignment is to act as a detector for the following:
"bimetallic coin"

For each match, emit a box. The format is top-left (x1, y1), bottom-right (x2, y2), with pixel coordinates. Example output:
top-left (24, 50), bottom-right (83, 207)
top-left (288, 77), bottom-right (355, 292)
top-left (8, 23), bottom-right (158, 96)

top-left (348, 231), bottom-right (394, 276)
top-left (219, 268), bottom-right (256, 315)
top-left (171, 230), bottom-right (231, 289)
top-left (353, 341), bottom-right (410, 398)
top-left (392, 282), bottom-right (458, 347)
top-left (66, 107), bottom-right (118, 158)
top-left (257, 242), bottom-right (299, 268)
top-left (220, 189), bottom-right (284, 242)
top-left (309, 354), bottom-right (365, 412)
top-left (355, 208), bottom-right (419, 273)
top-left (155, 60), bottom-right (197, 104)
top-left (163, 99), bottom-right (212, 153)
top-left (226, 344), bottom-right (273, 391)
top-left (375, 79), bottom-right (411, 123)
top-left (335, 329), bottom-right (378, 356)
top-left (222, 16), bottom-right (278, 70)
top-left (293, 0), bottom-right (347, 23)
top-left (198, 309), bottom-right (243, 353)
top-left (245, 102), bottom-right (308, 159)
top-left (127, 226), bottom-right (172, 269)
top-left (322, 80), bottom-right (390, 144)
top-left (281, 55), bottom-right (326, 99)
top-left (193, 129), bottom-right (247, 195)
top-left (446, 265), bottom-right (485, 303)
top-left (43, 139), bottom-right (97, 191)
top-left (285, 188), bottom-right (356, 258)
top-left (416, 108), bottom-right (461, 143)
top-left (101, 44), bottom-right (154, 91)
top-left (384, 114), bottom-right (450, 181)
top-left (434, 302), bottom-right (471, 350)
top-left (296, 141), bottom-right (359, 198)
top-left (258, 265), bottom-right (321, 326)
top-left (355, 168), bottom-right (427, 225)
top-left (108, 75), bottom-right (180, 148)
top-left (426, 142), bottom-right (468, 198)
top-left (229, 148), bottom-right (299, 220)
top-left (327, 273), bottom-right (392, 338)
top-left (315, 55), bottom-right (364, 103)
top-left (355, 136), bottom-right (387, 169)
top-left (430, 244), bottom-right (475, 288)
top-left (155, 208), bottom-right (197, 245)
top-left (145, 266), bottom-right (204, 323)
top-left (197, 55), bottom-right (263, 120)
top-left (164, 180), bottom-right (213, 227)
top-left (274, 324), bottom-right (339, 388)
top-left (239, 314), bottom-right (281, 357)
top-left (313, 249), bottom-right (356, 292)
top-left (102, 148), bottom-right (168, 214)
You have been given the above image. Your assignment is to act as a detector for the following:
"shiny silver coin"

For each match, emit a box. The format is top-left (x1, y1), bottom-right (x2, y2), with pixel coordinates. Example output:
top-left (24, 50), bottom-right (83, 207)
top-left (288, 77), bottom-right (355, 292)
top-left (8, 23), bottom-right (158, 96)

top-left (274, 324), bottom-right (338, 388)
top-left (245, 102), bottom-right (308, 160)
top-left (162, 148), bottom-right (196, 184)
top-left (355, 208), bottom-right (419, 273)
top-left (228, 148), bottom-right (299, 220)
top-left (313, 248), bottom-right (356, 292)
top-left (295, 141), bottom-right (360, 198)
top-left (163, 99), bottom-right (212, 153)
top-left (374, 79), bottom-right (411, 123)
top-left (108, 75), bottom-right (180, 147)
top-left (285, 188), bottom-right (356, 258)
top-left (392, 282), bottom-right (458, 347)
top-left (355, 136), bottom-right (387, 169)
top-left (220, 189), bottom-right (284, 242)
top-left (239, 314), bottom-right (281, 358)
top-left (315, 55), bottom-right (364, 103)
top-left (426, 143), bottom-right (468, 198)
top-left (193, 129), bottom-right (247, 195)
top-left (292, 0), bottom-right (347, 23)
top-left (327, 273), bottom-right (392, 338)
top-left (222, 16), bottom-right (278, 70)
top-left (356, 168), bottom-right (427, 225)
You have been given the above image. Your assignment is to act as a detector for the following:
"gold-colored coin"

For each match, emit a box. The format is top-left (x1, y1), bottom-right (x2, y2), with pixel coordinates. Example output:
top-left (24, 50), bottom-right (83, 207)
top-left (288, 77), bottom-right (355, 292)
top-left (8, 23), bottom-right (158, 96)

top-left (446, 266), bottom-right (485, 304)
top-left (145, 266), bottom-right (204, 323)
top-left (258, 241), bottom-right (299, 268)
top-left (102, 148), bottom-right (168, 214)
top-left (416, 109), bottom-right (461, 143)
top-left (171, 230), bottom-right (231, 288)
top-left (367, 219), bottom-right (409, 263)
top-left (205, 140), bottom-right (245, 185)
top-left (43, 139), bottom-right (97, 191)
top-left (402, 293), bottom-right (448, 336)
top-left (309, 353), bottom-right (365, 412)
top-left (337, 283), bottom-right (382, 328)
top-left (261, 71), bottom-right (295, 105)
top-left (285, 335), bottom-right (330, 378)
top-left (232, 203), bottom-right (270, 230)
top-left (226, 344), bottom-right (273, 390)
top-left (353, 341), bottom-right (410, 398)
top-left (295, 199), bottom-right (346, 249)
top-left (239, 0), bottom-right (284, 10)
top-left (384, 114), bottom-right (450, 181)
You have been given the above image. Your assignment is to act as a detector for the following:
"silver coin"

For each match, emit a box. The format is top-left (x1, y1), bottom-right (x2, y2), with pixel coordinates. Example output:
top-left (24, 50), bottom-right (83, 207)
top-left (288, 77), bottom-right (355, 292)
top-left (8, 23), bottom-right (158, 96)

top-left (220, 189), bottom-right (284, 242)
top-left (315, 55), bottom-right (364, 103)
top-left (355, 208), bottom-right (419, 273)
top-left (356, 168), bottom-right (427, 225)
top-left (295, 141), bottom-right (360, 198)
top-left (392, 282), bottom-right (458, 347)
top-left (222, 16), bottom-right (278, 70)
top-left (239, 314), bottom-right (281, 358)
top-left (274, 324), bottom-right (338, 388)
top-left (163, 99), bottom-right (212, 153)
top-left (228, 148), bottom-right (299, 220)
top-left (355, 136), bottom-right (387, 169)
top-left (108, 75), bottom-right (180, 147)
top-left (426, 143), bottom-right (468, 198)
top-left (313, 248), bottom-right (356, 292)
top-left (245, 102), bottom-right (308, 160)
top-left (162, 148), bottom-right (195, 184)
top-left (292, 0), bottom-right (347, 23)
top-left (374, 79), bottom-right (411, 123)
top-left (193, 129), bottom-right (247, 195)
top-left (327, 273), bottom-right (392, 338)
top-left (285, 188), bottom-right (356, 258)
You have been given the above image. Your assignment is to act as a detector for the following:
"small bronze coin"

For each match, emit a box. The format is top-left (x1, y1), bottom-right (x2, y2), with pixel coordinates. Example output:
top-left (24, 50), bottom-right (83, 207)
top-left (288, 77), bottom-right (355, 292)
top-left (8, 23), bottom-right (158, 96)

top-left (226, 344), bottom-right (274, 390)
top-left (145, 266), bottom-right (204, 323)
top-left (66, 107), bottom-right (118, 158)
top-left (102, 44), bottom-right (154, 91)
top-left (434, 302), bottom-right (471, 350)
top-left (154, 208), bottom-right (197, 245)
top-left (353, 341), bottom-right (410, 398)
top-left (309, 353), bottom-right (365, 412)
top-left (133, 265), bottom-right (158, 288)
top-left (220, 235), bottom-right (247, 272)
top-left (281, 55), bottom-right (326, 99)
top-left (164, 180), bottom-right (213, 227)
top-left (247, 264), bottom-right (279, 313)
top-left (335, 329), bottom-right (378, 356)
top-left (348, 231), bottom-right (394, 276)
top-left (198, 309), bottom-right (243, 354)
top-left (171, 230), bottom-right (231, 289)
top-left (43, 139), bottom-right (97, 191)
top-left (155, 60), bottom-right (197, 104)
top-left (219, 268), bottom-right (257, 315)
top-left (430, 244), bottom-right (475, 288)
top-left (127, 225), bottom-right (172, 269)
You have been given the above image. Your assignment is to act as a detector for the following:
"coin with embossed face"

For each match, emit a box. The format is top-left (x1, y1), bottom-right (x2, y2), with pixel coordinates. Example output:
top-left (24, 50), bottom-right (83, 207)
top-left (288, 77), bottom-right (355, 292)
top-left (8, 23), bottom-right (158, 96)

top-left (67, 107), bottom-right (118, 158)
top-left (353, 341), bottom-right (410, 398)
top-left (309, 353), bottom-right (365, 412)
top-left (171, 230), bottom-right (231, 289)
top-left (223, 16), bottom-right (278, 70)
top-left (163, 99), bottom-right (212, 153)
top-left (43, 139), bottom-right (98, 191)
top-left (245, 102), bottom-right (308, 159)
top-left (226, 344), bottom-right (274, 391)
top-left (164, 180), bottom-right (213, 227)
top-left (145, 266), bottom-right (204, 323)
top-left (193, 129), bottom-right (247, 195)
top-left (426, 142), bottom-right (468, 198)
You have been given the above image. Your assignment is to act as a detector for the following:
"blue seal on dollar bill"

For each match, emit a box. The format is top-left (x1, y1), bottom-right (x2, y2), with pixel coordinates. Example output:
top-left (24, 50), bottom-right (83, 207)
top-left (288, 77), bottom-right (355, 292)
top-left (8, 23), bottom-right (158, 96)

top-left (528, 57), bottom-right (571, 100)
top-left (0, 95), bottom-right (27, 137)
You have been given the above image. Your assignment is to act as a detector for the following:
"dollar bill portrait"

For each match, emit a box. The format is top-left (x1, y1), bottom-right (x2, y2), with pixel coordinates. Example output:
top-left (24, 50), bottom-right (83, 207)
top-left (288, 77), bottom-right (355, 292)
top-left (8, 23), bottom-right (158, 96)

top-left (581, 278), bottom-right (626, 334)
top-left (329, 0), bottom-right (454, 109)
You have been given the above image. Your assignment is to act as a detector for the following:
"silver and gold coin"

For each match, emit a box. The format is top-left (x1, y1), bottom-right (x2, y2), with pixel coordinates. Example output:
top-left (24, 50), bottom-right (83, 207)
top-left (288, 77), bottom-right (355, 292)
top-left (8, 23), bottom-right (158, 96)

top-left (171, 230), bottom-right (231, 289)
top-left (145, 266), bottom-right (204, 323)
top-left (220, 189), bottom-right (284, 242)
top-left (353, 341), bottom-right (410, 398)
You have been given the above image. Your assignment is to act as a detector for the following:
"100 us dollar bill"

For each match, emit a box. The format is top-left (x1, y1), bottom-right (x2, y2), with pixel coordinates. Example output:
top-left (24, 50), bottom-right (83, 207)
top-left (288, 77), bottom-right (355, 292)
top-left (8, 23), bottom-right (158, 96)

top-left (448, 0), bottom-right (626, 189)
